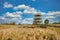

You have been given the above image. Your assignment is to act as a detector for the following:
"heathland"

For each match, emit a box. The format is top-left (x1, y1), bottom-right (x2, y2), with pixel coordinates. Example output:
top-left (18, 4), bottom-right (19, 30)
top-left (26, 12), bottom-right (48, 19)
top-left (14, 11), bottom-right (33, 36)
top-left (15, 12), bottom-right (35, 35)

top-left (0, 25), bottom-right (60, 40)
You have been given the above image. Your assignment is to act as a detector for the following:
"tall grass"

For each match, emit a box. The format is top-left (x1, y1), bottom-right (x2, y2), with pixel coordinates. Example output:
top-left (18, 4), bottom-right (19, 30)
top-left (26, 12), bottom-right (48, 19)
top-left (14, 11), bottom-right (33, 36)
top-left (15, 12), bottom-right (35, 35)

top-left (0, 27), bottom-right (59, 40)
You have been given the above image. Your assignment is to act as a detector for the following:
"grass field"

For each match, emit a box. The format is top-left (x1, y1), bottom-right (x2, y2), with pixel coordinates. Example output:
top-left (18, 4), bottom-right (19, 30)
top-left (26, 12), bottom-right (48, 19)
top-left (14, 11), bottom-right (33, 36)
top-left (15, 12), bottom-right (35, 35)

top-left (0, 25), bottom-right (60, 40)
top-left (48, 27), bottom-right (60, 34)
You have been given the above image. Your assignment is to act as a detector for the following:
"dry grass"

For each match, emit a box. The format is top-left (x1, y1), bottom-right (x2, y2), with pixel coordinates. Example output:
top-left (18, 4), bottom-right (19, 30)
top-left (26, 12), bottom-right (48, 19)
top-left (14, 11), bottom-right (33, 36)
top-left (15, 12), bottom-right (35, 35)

top-left (0, 25), bottom-right (60, 40)
top-left (47, 27), bottom-right (60, 34)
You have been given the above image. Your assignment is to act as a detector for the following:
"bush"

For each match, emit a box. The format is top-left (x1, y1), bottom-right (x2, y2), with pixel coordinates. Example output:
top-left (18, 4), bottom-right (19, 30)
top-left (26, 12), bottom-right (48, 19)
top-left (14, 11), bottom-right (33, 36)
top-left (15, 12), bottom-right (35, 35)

top-left (40, 24), bottom-right (47, 28)
top-left (44, 19), bottom-right (49, 24)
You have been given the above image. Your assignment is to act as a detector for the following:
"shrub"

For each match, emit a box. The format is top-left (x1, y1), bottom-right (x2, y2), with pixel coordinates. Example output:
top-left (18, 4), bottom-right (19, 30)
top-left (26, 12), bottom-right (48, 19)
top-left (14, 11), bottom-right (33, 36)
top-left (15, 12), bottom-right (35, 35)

top-left (44, 19), bottom-right (49, 24)
top-left (40, 24), bottom-right (47, 28)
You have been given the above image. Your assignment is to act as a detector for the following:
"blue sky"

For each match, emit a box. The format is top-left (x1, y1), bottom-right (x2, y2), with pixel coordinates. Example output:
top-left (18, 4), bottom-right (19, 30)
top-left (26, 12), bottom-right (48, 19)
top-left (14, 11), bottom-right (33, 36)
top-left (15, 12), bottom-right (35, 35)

top-left (0, 0), bottom-right (60, 24)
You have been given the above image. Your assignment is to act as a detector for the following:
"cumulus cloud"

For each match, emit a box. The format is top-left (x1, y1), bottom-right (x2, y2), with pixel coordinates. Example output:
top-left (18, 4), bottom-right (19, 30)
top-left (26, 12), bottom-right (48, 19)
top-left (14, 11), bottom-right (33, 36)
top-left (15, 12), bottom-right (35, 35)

top-left (14, 4), bottom-right (37, 14)
top-left (5, 11), bottom-right (22, 18)
top-left (0, 11), bottom-right (22, 24)
top-left (4, 2), bottom-right (13, 8)
top-left (46, 13), bottom-right (55, 19)
top-left (23, 8), bottom-right (37, 14)
top-left (14, 4), bottom-right (46, 15)
top-left (52, 11), bottom-right (60, 16)
top-left (22, 18), bottom-right (33, 24)
top-left (46, 11), bottom-right (60, 19)
top-left (14, 4), bottom-right (30, 10)
top-left (0, 16), bottom-right (5, 20)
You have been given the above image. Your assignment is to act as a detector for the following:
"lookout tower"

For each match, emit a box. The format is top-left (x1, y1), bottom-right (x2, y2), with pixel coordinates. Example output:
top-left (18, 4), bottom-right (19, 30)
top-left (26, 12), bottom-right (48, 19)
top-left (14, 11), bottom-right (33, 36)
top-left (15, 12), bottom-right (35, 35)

top-left (33, 14), bottom-right (42, 24)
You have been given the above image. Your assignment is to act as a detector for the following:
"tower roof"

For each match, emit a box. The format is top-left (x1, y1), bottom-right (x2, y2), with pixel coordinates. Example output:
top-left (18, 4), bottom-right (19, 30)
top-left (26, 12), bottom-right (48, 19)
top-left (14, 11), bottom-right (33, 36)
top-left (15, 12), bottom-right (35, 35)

top-left (34, 14), bottom-right (41, 16)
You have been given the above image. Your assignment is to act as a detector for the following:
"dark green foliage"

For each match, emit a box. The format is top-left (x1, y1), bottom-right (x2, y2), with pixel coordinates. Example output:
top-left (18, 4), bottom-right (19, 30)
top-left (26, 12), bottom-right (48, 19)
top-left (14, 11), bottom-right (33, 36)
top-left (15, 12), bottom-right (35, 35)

top-left (44, 19), bottom-right (49, 24)
top-left (40, 24), bottom-right (47, 28)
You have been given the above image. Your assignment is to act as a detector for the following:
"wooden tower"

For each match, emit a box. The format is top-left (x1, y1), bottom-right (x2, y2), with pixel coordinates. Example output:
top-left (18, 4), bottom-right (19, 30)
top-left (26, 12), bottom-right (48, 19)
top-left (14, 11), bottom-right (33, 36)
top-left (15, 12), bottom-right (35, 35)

top-left (33, 14), bottom-right (42, 24)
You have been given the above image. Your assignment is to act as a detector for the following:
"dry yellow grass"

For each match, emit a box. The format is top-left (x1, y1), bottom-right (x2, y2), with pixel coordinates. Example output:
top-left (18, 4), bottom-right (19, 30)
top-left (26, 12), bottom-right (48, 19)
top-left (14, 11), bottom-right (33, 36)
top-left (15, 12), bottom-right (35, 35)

top-left (0, 25), bottom-right (60, 40)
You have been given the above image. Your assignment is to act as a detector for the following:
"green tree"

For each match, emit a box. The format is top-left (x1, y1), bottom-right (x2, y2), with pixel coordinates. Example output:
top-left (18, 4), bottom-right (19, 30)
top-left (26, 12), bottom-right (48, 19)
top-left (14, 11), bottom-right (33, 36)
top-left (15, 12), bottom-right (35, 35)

top-left (44, 19), bottom-right (49, 24)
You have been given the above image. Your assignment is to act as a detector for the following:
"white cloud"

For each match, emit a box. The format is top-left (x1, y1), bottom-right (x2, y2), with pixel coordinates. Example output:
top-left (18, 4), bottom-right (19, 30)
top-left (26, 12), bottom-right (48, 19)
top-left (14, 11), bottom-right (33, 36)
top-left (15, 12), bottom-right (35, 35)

top-left (14, 4), bottom-right (46, 15)
top-left (22, 18), bottom-right (33, 24)
top-left (46, 16), bottom-right (56, 19)
top-left (14, 4), bottom-right (36, 13)
top-left (47, 11), bottom-right (60, 16)
top-left (14, 4), bottom-right (30, 10)
top-left (0, 11), bottom-right (22, 24)
top-left (0, 16), bottom-right (5, 20)
top-left (23, 8), bottom-right (37, 14)
top-left (4, 2), bottom-right (13, 8)
top-left (5, 11), bottom-right (22, 18)
top-left (47, 11), bottom-right (54, 16)
top-left (14, 4), bottom-right (37, 14)
top-left (40, 12), bottom-right (46, 15)
top-left (52, 11), bottom-right (60, 16)
top-left (46, 11), bottom-right (60, 19)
